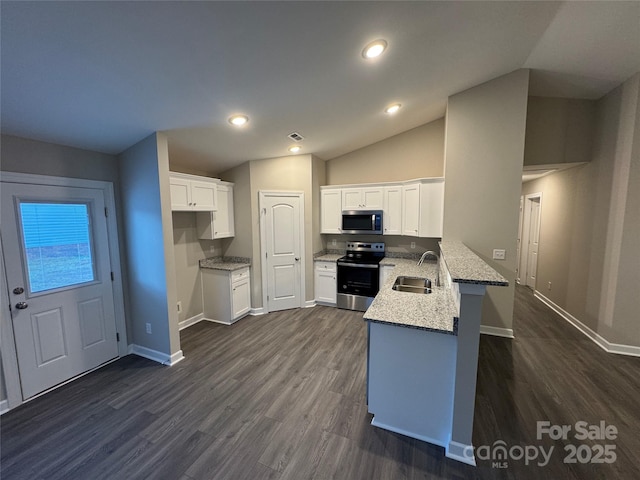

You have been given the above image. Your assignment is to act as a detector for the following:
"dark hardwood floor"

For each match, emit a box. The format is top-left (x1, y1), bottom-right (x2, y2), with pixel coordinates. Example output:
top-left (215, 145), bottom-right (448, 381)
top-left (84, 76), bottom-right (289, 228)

top-left (2, 285), bottom-right (639, 479)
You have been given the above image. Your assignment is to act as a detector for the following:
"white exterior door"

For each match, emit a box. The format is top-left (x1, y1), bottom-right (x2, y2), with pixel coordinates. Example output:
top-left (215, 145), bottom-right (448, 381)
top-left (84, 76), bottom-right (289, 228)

top-left (1, 183), bottom-right (118, 399)
top-left (260, 192), bottom-right (304, 312)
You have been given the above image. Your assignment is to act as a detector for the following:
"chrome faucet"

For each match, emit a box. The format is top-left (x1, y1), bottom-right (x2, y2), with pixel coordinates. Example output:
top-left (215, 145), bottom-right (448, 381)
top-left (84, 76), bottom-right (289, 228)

top-left (417, 250), bottom-right (440, 286)
top-left (417, 250), bottom-right (439, 266)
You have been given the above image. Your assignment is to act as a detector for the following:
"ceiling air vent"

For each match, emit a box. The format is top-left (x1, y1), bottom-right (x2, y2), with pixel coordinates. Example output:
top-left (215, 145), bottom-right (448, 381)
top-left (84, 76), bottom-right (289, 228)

top-left (287, 132), bottom-right (304, 142)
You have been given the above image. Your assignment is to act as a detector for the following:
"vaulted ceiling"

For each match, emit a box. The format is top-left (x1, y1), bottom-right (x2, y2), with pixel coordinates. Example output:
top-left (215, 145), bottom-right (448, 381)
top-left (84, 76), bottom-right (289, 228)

top-left (2, 1), bottom-right (639, 174)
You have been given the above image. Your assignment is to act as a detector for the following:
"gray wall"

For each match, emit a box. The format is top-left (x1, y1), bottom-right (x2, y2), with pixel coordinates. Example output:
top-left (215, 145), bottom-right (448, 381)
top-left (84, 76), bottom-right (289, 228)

top-left (172, 212), bottom-right (222, 323)
top-left (249, 154), bottom-right (315, 307)
top-left (326, 118), bottom-right (445, 184)
top-left (522, 72), bottom-right (640, 347)
top-left (524, 97), bottom-right (596, 166)
top-left (1, 134), bottom-right (120, 182)
top-left (220, 155), bottom-right (316, 308)
top-left (118, 133), bottom-right (181, 356)
top-left (443, 69), bottom-right (530, 331)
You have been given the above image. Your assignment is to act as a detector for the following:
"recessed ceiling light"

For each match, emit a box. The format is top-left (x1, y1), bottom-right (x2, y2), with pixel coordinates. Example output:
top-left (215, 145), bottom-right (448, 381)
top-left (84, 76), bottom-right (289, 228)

top-left (385, 103), bottom-right (401, 114)
top-left (228, 114), bottom-right (249, 127)
top-left (362, 39), bottom-right (387, 59)
top-left (288, 145), bottom-right (302, 153)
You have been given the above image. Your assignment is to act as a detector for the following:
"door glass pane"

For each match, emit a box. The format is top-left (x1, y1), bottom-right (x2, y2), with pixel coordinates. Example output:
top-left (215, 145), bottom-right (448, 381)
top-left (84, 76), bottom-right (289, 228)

top-left (19, 202), bottom-right (96, 293)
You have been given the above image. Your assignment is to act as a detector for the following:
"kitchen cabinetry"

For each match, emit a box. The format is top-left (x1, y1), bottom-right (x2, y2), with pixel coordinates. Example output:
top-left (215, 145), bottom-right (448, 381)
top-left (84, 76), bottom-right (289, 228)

top-left (321, 188), bottom-right (342, 234)
top-left (342, 187), bottom-right (384, 210)
top-left (196, 183), bottom-right (235, 239)
top-left (170, 172), bottom-right (217, 211)
top-left (314, 261), bottom-right (337, 305)
top-left (320, 177), bottom-right (444, 238)
top-left (402, 179), bottom-right (444, 237)
top-left (202, 267), bottom-right (251, 324)
top-left (383, 186), bottom-right (403, 235)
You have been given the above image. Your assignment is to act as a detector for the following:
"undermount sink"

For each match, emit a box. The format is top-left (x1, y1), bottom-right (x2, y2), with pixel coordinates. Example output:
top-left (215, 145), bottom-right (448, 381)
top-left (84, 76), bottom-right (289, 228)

top-left (392, 276), bottom-right (432, 294)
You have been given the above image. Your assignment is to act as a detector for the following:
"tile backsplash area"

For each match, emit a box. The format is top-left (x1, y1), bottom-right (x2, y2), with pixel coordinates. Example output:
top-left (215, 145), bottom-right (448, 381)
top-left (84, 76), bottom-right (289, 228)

top-left (322, 234), bottom-right (440, 256)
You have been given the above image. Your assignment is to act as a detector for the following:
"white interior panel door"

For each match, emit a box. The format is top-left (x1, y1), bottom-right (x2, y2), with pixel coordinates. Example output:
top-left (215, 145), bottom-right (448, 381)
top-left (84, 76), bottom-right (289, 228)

top-left (1, 183), bottom-right (118, 399)
top-left (261, 193), bottom-right (303, 312)
top-left (527, 198), bottom-right (541, 289)
top-left (516, 196), bottom-right (524, 284)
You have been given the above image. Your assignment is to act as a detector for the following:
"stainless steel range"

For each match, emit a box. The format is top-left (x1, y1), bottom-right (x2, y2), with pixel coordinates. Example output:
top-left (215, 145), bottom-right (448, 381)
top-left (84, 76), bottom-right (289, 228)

top-left (336, 241), bottom-right (385, 312)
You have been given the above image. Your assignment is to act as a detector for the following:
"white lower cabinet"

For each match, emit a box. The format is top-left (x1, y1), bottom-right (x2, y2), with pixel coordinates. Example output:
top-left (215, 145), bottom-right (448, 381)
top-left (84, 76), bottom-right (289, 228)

top-left (314, 261), bottom-right (337, 305)
top-left (202, 267), bottom-right (251, 324)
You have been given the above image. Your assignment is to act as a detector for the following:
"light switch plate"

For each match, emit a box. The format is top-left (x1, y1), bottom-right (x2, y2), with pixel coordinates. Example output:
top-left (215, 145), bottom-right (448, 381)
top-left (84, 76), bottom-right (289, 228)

top-left (493, 249), bottom-right (506, 260)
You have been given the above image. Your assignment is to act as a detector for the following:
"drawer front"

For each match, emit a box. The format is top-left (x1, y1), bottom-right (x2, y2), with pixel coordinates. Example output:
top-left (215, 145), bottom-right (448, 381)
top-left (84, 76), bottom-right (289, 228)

top-left (231, 267), bottom-right (250, 283)
top-left (314, 261), bottom-right (337, 273)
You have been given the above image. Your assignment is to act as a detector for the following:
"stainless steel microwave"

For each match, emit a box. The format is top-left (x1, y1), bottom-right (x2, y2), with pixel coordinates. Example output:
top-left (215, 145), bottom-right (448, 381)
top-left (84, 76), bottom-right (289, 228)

top-left (341, 210), bottom-right (383, 235)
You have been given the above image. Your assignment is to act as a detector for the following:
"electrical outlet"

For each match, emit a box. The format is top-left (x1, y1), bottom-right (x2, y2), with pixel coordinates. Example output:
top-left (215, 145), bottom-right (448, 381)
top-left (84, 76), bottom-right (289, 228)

top-left (146, 322), bottom-right (152, 334)
top-left (332, 239), bottom-right (337, 246)
top-left (492, 249), bottom-right (506, 260)
top-left (411, 242), bottom-right (416, 249)
top-left (548, 281), bottom-right (552, 290)
top-left (177, 301), bottom-right (182, 313)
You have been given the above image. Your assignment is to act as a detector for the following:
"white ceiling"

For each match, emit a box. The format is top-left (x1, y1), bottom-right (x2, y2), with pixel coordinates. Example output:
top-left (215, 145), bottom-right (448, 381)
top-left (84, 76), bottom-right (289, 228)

top-left (2, 1), bottom-right (639, 175)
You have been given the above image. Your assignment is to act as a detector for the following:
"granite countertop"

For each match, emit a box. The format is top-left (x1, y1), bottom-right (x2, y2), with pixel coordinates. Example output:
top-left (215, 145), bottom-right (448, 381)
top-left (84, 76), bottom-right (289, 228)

top-left (314, 253), bottom-right (343, 262)
top-left (366, 243), bottom-right (507, 334)
top-left (439, 241), bottom-right (509, 286)
top-left (364, 258), bottom-right (458, 335)
top-left (199, 256), bottom-right (251, 271)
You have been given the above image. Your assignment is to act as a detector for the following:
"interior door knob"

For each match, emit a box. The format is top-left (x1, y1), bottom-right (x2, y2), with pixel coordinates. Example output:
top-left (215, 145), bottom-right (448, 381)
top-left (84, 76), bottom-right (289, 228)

top-left (15, 302), bottom-right (28, 310)
top-left (295, 257), bottom-right (300, 261)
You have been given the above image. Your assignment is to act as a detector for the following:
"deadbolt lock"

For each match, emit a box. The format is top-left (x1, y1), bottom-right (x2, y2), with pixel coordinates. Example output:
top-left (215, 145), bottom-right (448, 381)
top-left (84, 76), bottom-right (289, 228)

top-left (13, 287), bottom-right (24, 295)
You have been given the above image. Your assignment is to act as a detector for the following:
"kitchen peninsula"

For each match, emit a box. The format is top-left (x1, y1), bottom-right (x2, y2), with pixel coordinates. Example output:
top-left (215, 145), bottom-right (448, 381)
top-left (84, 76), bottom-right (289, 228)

top-left (364, 241), bottom-right (508, 466)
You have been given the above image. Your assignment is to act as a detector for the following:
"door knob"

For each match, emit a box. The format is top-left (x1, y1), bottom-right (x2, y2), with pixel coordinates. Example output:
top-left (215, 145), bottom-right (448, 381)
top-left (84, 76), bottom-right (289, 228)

top-left (295, 257), bottom-right (300, 261)
top-left (15, 302), bottom-right (28, 310)
top-left (13, 287), bottom-right (24, 295)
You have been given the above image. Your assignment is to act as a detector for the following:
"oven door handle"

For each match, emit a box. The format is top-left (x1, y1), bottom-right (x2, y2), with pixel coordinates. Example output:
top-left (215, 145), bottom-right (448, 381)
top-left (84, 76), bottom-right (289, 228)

top-left (337, 263), bottom-right (379, 269)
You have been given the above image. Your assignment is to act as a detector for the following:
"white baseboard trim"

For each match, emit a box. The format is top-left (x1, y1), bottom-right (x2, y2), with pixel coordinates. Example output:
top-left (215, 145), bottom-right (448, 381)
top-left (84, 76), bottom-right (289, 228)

top-left (202, 316), bottom-right (240, 326)
top-left (304, 300), bottom-right (316, 308)
top-left (129, 344), bottom-right (185, 365)
top-left (0, 399), bottom-right (9, 415)
top-left (370, 417), bottom-right (447, 450)
top-left (480, 325), bottom-right (514, 338)
top-left (250, 307), bottom-right (266, 316)
top-left (535, 291), bottom-right (640, 357)
top-left (178, 313), bottom-right (205, 331)
top-left (446, 440), bottom-right (477, 466)
top-left (315, 301), bottom-right (337, 307)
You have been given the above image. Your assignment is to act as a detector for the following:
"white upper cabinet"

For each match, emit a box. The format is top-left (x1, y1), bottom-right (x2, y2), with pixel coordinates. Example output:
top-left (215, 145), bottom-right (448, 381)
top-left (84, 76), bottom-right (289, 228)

top-left (383, 186), bottom-right (403, 235)
top-left (321, 188), bottom-right (342, 234)
top-left (197, 183), bottom-right (235, 239)
top-left (341, 187), bottom-right (384, 210)
top-left (169, 172), bottom-right (217, 211)
top-left (321, 178), bottom-right (444, 238)
top-left (402, 178), bottom-right (444, 238)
